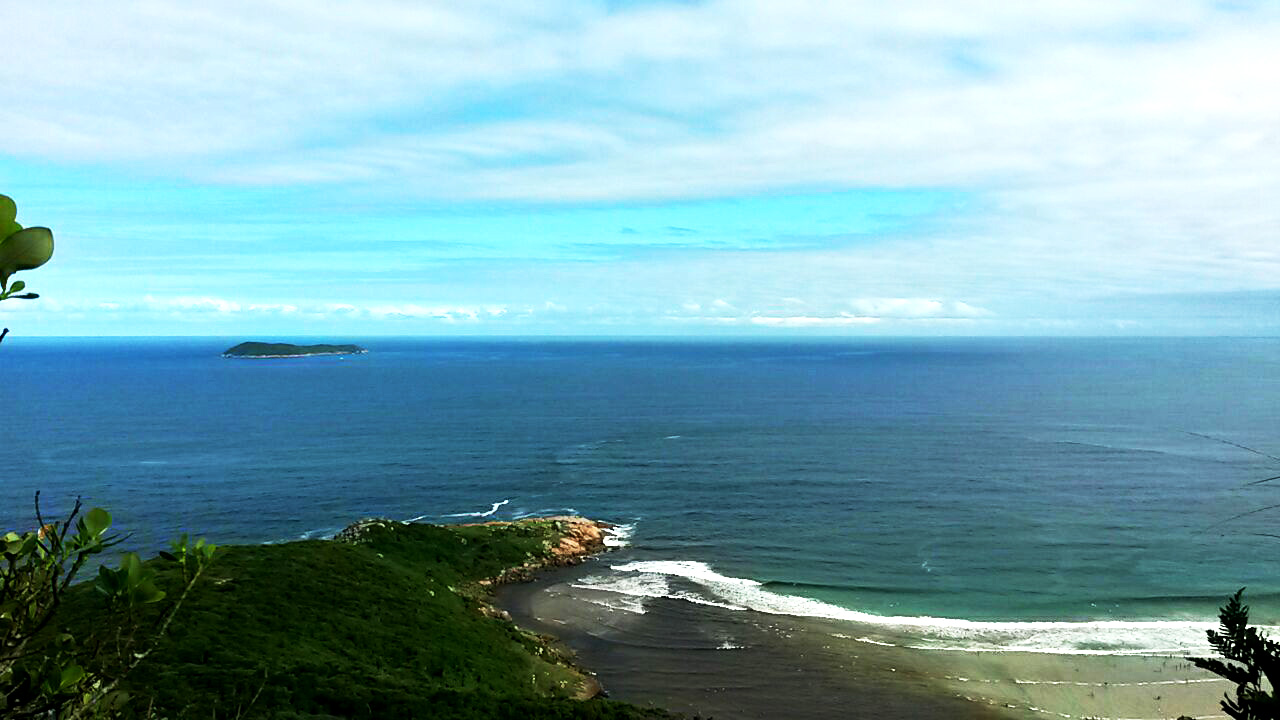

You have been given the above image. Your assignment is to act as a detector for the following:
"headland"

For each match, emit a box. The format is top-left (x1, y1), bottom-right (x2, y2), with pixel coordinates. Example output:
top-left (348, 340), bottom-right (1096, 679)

top-left (55, 515), bottom-right (674, 719)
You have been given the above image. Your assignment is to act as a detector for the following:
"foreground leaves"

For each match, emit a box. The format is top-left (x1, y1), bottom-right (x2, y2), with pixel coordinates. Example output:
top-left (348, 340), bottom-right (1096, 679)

top-left (1, 496), bottom-right (215, 719)
top-left (0, 194), bottom-right (53, 295)
top-left (1192, 588), bottom-right (1280, 720)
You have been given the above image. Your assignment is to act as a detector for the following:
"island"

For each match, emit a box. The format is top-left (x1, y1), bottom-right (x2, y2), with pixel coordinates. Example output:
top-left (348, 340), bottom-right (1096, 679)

top-left (221, 341), bottom-right (367, 358)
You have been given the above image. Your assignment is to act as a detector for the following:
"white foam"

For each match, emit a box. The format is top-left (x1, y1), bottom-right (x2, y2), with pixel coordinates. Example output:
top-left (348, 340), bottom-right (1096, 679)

top-left (576, 594), bottom-right (649, 615)
top-left (669, 591), bottom-right (748, 611)
top-left (602, 523), bottom-right (635, 548)
top-left (512, 507), bottom-right (579, 520)
top-left (856, 636), bottom-right (896, 647)
top-left (443, 499), bottom-right (510, 518)
top-left (1007, 678), bottom-right (1223, 687)
top-left (303, 527), bottom-right (342, 540)
top-left (605, 560), bottom-right (1242, 655)
top-left (570, 572), bottom-right (670, 615)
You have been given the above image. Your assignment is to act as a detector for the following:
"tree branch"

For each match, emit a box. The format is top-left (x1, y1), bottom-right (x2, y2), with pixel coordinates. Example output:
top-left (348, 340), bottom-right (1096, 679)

top-left (67, 562), bottom-right (209, 720)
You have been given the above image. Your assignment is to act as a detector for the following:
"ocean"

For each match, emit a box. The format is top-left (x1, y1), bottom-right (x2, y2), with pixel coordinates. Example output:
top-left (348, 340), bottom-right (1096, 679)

top-left (6, 336), bottom-right (1280, 662)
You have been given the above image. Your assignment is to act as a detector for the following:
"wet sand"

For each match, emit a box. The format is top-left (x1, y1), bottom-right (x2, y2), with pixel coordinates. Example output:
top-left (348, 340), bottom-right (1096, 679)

top-left (499, 562), bottom-right (1003, 719)
top-left (497, 561), bottom-right (1230, 720)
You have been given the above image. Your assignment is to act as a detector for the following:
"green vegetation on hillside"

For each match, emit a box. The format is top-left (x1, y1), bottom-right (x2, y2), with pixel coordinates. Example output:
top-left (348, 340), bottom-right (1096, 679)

top-left (52, 520), bottom-right (681, 719)
top-left (222, 342), bottom-right (367, 358)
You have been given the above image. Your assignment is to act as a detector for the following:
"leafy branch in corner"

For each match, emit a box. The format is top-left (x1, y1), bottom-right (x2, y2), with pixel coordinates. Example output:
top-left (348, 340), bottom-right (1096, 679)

top-left (0, 192), bottom-right (55, 345)
top-left (1, 493), bottom-right (216, 718)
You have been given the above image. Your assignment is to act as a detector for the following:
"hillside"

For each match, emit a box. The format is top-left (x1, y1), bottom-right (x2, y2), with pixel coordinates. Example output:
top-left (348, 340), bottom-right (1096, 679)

top-left (54, 519), bottom-right (684, 719)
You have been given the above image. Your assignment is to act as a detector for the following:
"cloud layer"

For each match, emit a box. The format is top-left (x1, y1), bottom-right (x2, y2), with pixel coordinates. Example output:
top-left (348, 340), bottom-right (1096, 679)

top-left (3, 1), bottom-right (1278, 334)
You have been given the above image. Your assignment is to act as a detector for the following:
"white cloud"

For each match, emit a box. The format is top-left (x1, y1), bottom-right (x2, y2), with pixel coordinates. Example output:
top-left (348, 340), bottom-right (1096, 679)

top-left (323, 303), bottom-right (361, 314)
top-left (8, 4), bottom-right (1275, 265)
top-left (248, 303), bottom-right (298, 314)
top-left (7, 2), bottom-right (1277, 193)
top-left (6, 2), bottom-right (1280, 334)
top-left (750, 316), bottom-right (881, 328)
top-left (654, 295), bottom-right (991, 329)
top-left (366, 304), bottom-right (503, 322)
top-left (14, 295), bottom-right (512, 324)
top-left (143, 295), bottom-right (242, 314)
top-left (848, 298), bottom-right (991, 319)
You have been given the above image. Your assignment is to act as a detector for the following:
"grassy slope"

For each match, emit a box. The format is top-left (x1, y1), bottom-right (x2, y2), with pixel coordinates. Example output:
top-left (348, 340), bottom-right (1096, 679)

top-left (59, 521), bottom-right (679, 719)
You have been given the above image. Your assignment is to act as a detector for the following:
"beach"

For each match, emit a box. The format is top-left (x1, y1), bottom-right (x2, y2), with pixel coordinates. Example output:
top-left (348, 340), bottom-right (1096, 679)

top-left (498, 561), bottom-right (1230, 720)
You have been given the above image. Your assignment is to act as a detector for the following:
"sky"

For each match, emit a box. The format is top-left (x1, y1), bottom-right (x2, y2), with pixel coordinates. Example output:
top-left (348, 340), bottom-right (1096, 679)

top-left (2, 1), bottom-right (1278, 336)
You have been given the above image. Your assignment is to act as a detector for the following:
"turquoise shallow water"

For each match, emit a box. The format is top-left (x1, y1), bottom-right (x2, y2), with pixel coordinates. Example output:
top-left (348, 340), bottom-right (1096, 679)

top-left (6, 336), bottom-right (1280, 651)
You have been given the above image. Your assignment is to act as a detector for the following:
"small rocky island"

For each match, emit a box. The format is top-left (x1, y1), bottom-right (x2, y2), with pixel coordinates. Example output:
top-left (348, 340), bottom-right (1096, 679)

top-left (222, 341), bottom-right (367, 359)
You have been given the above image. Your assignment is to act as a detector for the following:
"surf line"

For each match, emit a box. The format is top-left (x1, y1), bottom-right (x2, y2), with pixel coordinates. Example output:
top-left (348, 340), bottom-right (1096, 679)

top-left (443, 499), bottom-right (511, 519)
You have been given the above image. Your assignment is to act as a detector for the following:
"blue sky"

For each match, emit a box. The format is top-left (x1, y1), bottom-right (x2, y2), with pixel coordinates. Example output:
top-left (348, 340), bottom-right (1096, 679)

top-left (3, 1), bottom-right (1278, 336)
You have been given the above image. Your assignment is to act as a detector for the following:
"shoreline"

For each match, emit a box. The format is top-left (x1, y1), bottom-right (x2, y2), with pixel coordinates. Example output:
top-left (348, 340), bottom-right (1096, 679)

top-left (498, 561), bottom-right (1006, 719)
top-left (496, 552), bottom-right (1230, 719)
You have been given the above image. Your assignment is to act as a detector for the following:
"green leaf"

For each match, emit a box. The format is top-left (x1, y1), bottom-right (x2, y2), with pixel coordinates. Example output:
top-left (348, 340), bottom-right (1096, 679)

top-left (95, 565), bottom-right (119, 594)
top-left (0, 220), bottom-right (18, 240)
top-left (122, 552), bottom-right (142, 582)
top-left (8, 280), bottom-right (23, 293)
top-left (83, 507), bottom-right (111, 537)
top-left (0, 226), bottom-right (53, 285)
top-left (60, 664), bottom-right (85, 689)
top-left (136, 582), bottom-right (166, 604)
top-left (0, 194), bottom-right (15, 226)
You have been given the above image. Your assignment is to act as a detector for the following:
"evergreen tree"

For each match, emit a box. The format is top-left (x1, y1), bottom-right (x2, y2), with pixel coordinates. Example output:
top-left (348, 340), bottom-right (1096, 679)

top-left (1193, 589), bottom-right (1280, 719)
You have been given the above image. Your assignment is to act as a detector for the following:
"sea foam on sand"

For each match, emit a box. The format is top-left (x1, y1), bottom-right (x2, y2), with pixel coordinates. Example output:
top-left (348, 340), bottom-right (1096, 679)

top-left (584, 559), bottom-right (1234, 656)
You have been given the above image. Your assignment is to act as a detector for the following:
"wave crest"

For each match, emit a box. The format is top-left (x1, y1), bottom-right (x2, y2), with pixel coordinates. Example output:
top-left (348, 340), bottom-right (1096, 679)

top-left (594, 560), bottom-right (1240, 655)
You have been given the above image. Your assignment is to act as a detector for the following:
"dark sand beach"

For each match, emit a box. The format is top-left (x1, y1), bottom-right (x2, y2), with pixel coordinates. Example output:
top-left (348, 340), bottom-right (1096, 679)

top-left (498, 561), bottom-right (1230, 720)
top-left (499, 562), bottom-right (1004, 719)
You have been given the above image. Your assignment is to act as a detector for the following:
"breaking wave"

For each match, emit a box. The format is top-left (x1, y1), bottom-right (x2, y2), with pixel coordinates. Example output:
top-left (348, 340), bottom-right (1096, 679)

top-left (442, 499), bottom-right (511, 518)
top-left (573, 560), bottom-right (1248, 655)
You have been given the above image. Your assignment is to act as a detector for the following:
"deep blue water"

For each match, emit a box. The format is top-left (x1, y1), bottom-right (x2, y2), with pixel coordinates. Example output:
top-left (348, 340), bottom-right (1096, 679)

top-left (6, 337), bottom-right (1280, 650)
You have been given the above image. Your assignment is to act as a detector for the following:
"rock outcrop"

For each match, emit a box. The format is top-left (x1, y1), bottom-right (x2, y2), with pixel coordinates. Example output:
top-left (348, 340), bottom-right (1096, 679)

top-left (333, 517), bottom-right (402, 544)
top-left (333, 515), bottom-right (615, 572)
top-left (469, 516), bottom-right (614, 584)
